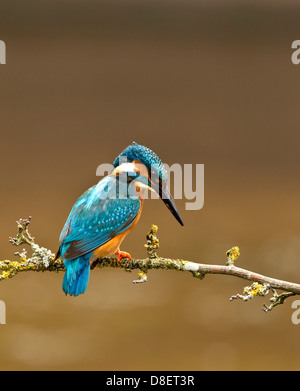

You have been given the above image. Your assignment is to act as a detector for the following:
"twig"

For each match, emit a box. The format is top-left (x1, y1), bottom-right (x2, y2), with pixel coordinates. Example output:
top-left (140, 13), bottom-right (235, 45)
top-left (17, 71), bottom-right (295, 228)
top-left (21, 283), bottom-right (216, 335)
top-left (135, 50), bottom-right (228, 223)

top-left (1, 217), bottom-right (300, 311)
top-left (262, 290), bottom-right (296, 312)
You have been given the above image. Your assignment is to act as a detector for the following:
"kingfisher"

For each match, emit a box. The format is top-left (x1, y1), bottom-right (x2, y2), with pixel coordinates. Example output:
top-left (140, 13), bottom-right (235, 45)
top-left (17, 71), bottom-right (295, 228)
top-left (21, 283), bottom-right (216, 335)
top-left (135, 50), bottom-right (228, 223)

top-left (56, 142), bottom-right (184, 296)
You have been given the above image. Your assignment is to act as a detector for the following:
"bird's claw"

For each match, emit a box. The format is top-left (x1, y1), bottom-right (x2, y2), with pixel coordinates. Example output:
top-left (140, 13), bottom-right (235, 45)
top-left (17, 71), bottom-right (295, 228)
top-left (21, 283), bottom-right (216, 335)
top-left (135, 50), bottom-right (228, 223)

top-left (115, 250), bottom-right (131, 262)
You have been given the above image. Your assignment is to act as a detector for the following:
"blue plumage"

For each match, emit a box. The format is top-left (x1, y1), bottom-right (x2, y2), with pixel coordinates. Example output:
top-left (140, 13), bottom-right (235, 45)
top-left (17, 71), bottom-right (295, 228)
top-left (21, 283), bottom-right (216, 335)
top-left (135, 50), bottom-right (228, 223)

top-left (59, 175), bottom-right (140, 296)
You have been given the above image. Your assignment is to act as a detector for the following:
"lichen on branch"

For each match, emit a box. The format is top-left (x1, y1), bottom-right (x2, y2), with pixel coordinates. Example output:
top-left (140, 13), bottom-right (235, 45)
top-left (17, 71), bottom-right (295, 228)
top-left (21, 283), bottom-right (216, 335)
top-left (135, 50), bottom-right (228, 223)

top-left (0, 217), bottom-right (63, 281)
top-left (1, 217), bottom-right (300, 312)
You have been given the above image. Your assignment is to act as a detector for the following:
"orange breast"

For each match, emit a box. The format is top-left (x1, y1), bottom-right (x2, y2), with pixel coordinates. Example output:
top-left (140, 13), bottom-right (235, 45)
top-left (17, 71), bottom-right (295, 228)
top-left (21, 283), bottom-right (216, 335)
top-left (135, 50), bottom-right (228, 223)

top-left (91, 199), bottom-right (144, 261)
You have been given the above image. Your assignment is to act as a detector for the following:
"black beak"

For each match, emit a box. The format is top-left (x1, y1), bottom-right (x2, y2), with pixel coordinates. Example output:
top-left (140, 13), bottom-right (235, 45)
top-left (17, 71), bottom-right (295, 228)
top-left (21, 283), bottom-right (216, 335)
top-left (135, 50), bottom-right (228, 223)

top-left (159, 182), bottom-right (184, 226)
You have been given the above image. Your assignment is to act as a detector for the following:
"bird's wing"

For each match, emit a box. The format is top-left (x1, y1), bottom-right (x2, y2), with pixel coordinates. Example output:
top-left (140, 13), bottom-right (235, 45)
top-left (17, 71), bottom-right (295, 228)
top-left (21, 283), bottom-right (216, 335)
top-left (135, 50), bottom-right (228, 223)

top-left (59, 176), bottom-right (141, 260)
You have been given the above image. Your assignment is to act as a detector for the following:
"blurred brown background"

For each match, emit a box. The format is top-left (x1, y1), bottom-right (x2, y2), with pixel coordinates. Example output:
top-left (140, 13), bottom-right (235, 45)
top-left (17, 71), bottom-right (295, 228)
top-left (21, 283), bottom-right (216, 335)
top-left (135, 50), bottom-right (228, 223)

top-left (1, 0), bottom-right (300, 370)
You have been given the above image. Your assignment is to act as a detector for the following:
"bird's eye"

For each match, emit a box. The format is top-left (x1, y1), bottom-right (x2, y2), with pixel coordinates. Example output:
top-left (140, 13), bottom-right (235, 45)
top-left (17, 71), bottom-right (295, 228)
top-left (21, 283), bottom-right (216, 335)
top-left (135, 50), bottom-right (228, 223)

top-left (127, 171), bottom-right (139, 181)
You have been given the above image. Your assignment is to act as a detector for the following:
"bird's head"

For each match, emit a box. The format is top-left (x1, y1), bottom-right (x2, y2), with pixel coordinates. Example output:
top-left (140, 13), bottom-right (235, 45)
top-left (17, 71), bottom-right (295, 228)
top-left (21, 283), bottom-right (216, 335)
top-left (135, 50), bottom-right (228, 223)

top-left (112, 142), bottom-right (184, 226)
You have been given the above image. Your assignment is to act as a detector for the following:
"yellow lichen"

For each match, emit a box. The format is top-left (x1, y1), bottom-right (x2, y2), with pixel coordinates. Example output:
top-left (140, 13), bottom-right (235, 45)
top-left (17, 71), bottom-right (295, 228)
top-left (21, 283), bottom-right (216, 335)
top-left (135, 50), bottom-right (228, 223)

top-left (1, 271), bottom-right (11, 279)
top-left (150, 224), bottom-right (158, 233)
top-left (138, 271), bottom-right (147, 278)
top-left (10, 261), bottom-right (21, 268)
top-left (244, 282), bottom-right (265, 297)
top-left (226, 246), bottom-right (240, 265)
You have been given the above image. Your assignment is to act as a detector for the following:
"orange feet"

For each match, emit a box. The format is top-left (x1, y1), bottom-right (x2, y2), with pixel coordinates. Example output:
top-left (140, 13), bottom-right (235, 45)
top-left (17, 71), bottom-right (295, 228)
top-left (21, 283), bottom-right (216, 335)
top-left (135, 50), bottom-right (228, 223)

top-left (115, 250), bottom-right (131, 262)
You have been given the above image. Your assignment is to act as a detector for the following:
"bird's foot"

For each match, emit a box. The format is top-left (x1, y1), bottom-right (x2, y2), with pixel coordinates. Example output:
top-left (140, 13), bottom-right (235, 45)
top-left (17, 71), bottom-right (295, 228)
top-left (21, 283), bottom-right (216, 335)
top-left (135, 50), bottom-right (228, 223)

top-left (115, 250), bottom-right (131, 262)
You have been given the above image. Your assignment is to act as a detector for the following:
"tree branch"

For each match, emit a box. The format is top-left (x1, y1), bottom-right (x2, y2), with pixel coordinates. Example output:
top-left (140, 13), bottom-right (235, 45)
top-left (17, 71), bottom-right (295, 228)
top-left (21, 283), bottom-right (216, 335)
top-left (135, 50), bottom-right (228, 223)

top-left (1, 217), bottom-right (300, 312)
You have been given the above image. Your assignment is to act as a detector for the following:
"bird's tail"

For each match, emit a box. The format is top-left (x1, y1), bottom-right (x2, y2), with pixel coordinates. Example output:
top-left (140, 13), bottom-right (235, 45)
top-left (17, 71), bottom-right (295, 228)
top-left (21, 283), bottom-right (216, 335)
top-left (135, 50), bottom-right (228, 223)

top-left (62, 255), bottom-right (90, 297)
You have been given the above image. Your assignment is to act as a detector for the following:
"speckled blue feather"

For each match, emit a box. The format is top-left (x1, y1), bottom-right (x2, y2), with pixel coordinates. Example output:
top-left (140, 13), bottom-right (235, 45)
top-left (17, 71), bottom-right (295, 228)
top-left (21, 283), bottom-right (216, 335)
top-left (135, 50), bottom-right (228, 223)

top-left (113, 142), bottom-right (168, 182)
top-left (59, 175), bottom-right (141, 296)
